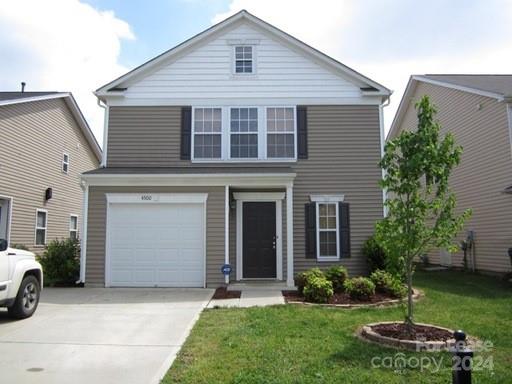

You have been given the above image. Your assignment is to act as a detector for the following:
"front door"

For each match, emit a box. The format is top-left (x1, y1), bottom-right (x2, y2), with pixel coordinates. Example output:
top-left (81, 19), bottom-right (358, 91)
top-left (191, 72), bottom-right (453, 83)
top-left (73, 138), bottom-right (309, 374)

top-left (242, 202), bottom-right (276, 278)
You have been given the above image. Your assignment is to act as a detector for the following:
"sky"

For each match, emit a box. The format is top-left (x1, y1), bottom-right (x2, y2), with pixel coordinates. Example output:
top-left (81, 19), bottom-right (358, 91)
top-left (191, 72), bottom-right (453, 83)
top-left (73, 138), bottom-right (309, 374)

top-left (1, 0), bottom-right (511, 147)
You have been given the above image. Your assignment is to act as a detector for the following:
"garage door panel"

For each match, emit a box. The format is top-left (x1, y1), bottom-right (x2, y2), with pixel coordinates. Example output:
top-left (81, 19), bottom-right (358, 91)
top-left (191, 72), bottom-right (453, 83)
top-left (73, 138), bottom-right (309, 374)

top-left (108, 202), bottom-right (205, 287)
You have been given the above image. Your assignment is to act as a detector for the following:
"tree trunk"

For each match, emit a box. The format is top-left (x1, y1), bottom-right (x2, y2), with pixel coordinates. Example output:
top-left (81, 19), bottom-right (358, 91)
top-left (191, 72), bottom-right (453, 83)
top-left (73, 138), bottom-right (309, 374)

top-left (405, 261), bottom-right (414, 334)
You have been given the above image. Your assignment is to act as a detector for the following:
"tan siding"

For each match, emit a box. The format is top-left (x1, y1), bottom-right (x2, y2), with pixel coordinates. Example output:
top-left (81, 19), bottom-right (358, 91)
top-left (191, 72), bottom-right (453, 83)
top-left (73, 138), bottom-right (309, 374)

top-left (85, 186), bottom-right (225, 286)
top-left (0, 99), bottom-right (99, 253)
top-left (396, 82), bottom-right (512, 273)
top-left (101, 104), bottom-right (383, 283)
top-left (291, 106), bottom-right (383, 276)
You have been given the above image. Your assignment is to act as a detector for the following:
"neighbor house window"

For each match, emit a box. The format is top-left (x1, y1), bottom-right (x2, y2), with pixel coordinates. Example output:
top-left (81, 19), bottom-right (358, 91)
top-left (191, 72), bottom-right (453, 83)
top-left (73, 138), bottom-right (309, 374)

top-left (266, 107), bottom-right (295, 158)
top-left (316, 202), bottom-right (339, 259)
top-left (234, 46), bottom-right (253, 73)
top-left (69, 215), bottom-right (78, 240)
top-left (35, 209), bottom-right (47, 246)
top-left (230, 108), bottom-right (258, 158)
top-left (62, 153), bottom-right (69, 173)
top-left (193, 108), bottom-right (222, 159)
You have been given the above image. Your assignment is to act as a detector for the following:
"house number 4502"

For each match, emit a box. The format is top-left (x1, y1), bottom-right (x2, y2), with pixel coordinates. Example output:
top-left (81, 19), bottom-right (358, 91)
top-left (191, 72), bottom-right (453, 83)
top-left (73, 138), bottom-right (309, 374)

top-left (141, 195), bottom-right (153, 201)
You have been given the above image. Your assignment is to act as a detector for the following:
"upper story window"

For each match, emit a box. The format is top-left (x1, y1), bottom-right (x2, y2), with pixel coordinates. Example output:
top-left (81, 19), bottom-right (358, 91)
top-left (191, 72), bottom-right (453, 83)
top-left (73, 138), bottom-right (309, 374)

top-left (193, 108), bottom-right (222, 159)
top-left (267, 107), bottom-right (295, 158)
top-left (234, 46), bottom-right (253, 74)
top-left (230, 108), bottom-right (258, 158)
top-left (62, 153), bottom-right (69, 174)
top-left (191, 106), bottom-right (296, 162)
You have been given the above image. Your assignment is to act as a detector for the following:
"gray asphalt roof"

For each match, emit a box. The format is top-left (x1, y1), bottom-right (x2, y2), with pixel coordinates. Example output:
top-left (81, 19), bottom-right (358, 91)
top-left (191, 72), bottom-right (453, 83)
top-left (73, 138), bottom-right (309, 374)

top-left (423, 75), bottom-right (512, 97)
top-left (0, 91), bottom-right (59, 102)
top-left (82, 166), bottom-right (295, 175)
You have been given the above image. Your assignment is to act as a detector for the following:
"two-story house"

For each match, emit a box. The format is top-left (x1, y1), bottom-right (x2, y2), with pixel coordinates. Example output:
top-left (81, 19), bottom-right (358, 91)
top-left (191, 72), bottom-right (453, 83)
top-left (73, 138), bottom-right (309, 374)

top-left (0, 91), bottom-right (101, 253)
top-left (80, 10), bottom-right (391, 288)
top-left (389, 74), bottom-right (512, 274)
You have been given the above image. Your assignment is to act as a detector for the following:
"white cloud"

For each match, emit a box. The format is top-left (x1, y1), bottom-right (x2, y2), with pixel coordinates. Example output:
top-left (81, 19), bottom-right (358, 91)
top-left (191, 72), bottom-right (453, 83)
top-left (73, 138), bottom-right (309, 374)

top-left (0, 0), bottom-right (134, 146)
top-left (215, 0), bottom-right (512, 132)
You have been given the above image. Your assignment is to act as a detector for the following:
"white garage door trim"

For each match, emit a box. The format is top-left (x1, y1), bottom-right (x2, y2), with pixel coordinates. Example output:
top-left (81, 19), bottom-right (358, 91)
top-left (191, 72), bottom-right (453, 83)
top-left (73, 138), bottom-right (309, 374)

top-left (105, 193), bottom-right (208, 288)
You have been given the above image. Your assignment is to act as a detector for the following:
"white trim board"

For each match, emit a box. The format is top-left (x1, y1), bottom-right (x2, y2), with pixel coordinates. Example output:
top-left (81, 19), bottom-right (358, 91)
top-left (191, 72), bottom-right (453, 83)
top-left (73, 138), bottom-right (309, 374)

top-left (234, 192), bottom-right (284, 281)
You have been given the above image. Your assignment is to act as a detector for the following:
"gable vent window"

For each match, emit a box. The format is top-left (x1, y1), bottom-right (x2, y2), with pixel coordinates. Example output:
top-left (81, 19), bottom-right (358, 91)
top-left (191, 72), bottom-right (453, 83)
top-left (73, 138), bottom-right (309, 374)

top-left (193, 108), bottom-right (222, 159)
top-left (62, 153), bottom-right (69, 174)
top-left (267, 107), bottom-right (295, 158)
top-left (230, 108), bottom-right (258, 158)
top-left (234, 46), bottom-right (253, 73)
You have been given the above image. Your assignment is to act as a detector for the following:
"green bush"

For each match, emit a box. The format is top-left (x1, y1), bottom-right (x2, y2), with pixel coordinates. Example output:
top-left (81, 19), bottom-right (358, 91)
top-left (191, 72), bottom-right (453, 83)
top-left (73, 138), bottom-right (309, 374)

top-left (343, 277), bottom-right (375, 300)
top-left (362, 235), bottom-right (387, 273)
top-left (370, 270), bottom-right (406, 298)
top-left (11, 243), bottom-right (29, 251)
top-left (39, 238), bottom-right (80, 286)
top-left (295, 268), bottom-right (324, 295)
top-left (325, 266), bottom-right (348, 293)
top-left (303, 276), bottom-right (333, 303)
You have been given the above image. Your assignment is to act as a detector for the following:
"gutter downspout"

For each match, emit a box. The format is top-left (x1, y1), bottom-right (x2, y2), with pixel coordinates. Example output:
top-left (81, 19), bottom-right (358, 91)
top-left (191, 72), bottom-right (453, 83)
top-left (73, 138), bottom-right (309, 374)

top-left (379, 95), bottom-right (391, 217)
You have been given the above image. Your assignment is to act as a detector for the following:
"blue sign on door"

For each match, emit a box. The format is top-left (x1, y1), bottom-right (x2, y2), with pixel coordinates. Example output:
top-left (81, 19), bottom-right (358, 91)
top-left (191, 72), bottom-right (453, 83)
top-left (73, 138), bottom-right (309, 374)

top-left (221, 264), bottom-right (232, 276)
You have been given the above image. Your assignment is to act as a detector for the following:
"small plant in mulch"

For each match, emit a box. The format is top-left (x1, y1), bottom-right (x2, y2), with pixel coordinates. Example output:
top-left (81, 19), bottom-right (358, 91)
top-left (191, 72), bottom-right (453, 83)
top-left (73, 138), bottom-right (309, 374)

top-left (212, 287), bottom-right (241, 300)
top-left (325, 266), bottom-right (348, 293)
top-left (344, 277), bottom-right (375, 300)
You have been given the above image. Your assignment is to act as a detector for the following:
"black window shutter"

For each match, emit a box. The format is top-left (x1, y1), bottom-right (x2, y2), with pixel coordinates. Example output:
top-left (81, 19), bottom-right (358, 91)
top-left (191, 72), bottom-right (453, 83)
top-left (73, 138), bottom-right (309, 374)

top-left (305, 202), bottom-right (316, 258)
top-left (297, 106), bottom-right (308, 159)
top-left (181, 106), bottom-right (192, 160)
top-left (339, 202), bottom-right (351, 257)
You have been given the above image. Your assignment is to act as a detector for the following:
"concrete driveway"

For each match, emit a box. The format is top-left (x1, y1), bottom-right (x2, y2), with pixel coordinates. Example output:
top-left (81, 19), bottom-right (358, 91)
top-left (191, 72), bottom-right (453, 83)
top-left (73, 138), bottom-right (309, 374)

top-left (0, 287), bottom-right (213, 384)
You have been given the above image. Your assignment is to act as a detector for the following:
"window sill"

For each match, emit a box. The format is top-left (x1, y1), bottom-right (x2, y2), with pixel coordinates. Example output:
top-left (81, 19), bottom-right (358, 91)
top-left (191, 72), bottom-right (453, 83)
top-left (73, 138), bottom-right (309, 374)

top-left (316, 257), bottom-right (340, 262)
top-left (191, 158), bottom-right (297, 163)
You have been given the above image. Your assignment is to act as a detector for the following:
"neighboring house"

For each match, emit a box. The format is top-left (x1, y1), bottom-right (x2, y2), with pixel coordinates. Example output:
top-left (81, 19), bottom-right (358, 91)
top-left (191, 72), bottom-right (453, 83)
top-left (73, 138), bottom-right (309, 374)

top-left (389, 74), bottom-right (512, 274)
top-left (80, 10), bottom-right (391, 288)
top-left (0, 92), bottom-right (101, 254)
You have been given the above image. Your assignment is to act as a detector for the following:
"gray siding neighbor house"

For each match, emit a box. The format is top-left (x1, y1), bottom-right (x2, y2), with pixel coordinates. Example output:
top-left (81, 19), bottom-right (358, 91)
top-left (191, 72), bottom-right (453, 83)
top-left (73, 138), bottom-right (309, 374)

top-left (0, 92), bottom-right (101, 254)
top-left (389, 75), bottom-right (512, 274)
top-left (80, 10), bottom-right (391, 288)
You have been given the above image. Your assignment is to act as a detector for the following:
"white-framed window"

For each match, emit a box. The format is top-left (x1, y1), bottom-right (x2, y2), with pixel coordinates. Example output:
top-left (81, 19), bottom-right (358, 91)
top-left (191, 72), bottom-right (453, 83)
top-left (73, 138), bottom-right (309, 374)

top-left (316, 202), bottom-right (339, 260)
top-left (69, 215), bottom-right (78, 240)
top-left (62, 153), bottom-right (69, 174)
top-left (234, 46), bottom-right (253, 74)
top-left (35, 209), bottom-right (47, 246)
top-left (266, 107), bottom-right (296, 159)
top-left (192, 107), bottom-right (222, 159)
top-left (230, 107), bottom-right (258, 158)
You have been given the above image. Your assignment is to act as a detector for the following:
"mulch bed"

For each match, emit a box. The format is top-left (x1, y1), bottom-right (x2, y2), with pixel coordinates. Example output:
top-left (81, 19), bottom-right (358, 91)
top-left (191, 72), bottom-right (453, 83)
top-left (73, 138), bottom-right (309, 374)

top-left (371, 322), bottom-right (452, 341)
top-left (212, 287), bottom-right (241, 300)
top-left (282, 290), bottom-right (401, 305)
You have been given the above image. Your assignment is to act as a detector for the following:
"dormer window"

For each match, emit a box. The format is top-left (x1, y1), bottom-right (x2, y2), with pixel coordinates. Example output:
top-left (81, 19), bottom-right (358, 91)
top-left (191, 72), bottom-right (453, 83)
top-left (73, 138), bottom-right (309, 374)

top-left (234, 46), bottom-right (253, 74)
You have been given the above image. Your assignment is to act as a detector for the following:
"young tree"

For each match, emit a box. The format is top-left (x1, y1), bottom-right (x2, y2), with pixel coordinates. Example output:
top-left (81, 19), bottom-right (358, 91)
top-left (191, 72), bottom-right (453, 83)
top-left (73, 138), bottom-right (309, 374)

top-left (376, 95), bottom-right (471, 329)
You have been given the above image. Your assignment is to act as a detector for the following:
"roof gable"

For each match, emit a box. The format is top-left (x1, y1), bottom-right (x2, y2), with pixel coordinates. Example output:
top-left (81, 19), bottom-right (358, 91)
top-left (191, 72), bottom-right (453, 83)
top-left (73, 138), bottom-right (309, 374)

top-left (95, 10), bottom-right (390, 99)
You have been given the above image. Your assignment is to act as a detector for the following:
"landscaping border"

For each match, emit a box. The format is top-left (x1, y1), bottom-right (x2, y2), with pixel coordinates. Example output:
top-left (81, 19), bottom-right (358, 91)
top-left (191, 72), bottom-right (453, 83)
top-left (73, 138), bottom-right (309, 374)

top-left (284, 289), bottom-right (422, 309)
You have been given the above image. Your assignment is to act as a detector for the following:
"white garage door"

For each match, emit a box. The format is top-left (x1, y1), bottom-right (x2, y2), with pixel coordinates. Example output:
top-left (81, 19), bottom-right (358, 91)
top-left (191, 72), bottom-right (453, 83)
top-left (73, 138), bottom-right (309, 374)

top-left (107, 202), bottom-right (205, 287)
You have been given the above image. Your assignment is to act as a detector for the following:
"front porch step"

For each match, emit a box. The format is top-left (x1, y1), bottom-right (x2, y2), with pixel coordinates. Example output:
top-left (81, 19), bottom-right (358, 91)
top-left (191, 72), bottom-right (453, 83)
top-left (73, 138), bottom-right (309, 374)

top-left (227, 281), bottom-right (293, 291)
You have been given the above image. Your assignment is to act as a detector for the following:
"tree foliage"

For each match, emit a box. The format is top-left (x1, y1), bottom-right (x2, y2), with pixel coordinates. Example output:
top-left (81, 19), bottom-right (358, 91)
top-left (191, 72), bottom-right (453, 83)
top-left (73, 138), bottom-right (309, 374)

top-left (376, 95), bottom-right (471, 327)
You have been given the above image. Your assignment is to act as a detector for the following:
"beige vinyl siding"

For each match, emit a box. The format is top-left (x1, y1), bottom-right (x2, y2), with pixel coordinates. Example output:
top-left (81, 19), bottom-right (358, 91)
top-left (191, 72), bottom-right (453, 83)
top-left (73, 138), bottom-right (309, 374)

top-left (85, 186), bottom-right (225, 286)
top-left (396, 81), bottom-right (512, 273)
top-left (0, 98), bottom-right (99, 253)
top-left (291, 105), bottom-right (383, 276)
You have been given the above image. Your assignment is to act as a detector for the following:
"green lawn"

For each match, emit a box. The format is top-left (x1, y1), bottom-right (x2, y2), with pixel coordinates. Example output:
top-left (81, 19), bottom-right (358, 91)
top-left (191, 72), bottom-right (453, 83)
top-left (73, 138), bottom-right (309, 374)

top-left (164, 270), bottom-right (511, 383)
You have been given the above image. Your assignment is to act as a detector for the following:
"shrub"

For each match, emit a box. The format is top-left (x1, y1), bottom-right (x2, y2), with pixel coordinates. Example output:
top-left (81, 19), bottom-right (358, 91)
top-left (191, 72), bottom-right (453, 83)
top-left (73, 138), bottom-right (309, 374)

top-left (370, 270), bottom-right (406, 298)
top-left (362, 235), bottom-right (387, 273)
top-left (295, 268), bottom-right (325, 295)
top-left (303, 276), bottom-right (333, 303)
top-left (39, 238), bottom-right (80, 286)
top-left (325, 266), bottom-right (348, 293)
top-left (343, 277), bottom-right (375, 300)
top-left (11, 243), bottom-right (29, 251)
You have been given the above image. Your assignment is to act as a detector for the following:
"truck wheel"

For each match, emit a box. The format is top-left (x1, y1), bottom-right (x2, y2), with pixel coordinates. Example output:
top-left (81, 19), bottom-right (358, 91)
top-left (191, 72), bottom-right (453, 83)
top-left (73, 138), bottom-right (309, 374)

top-left (8, 275), bottom-right (40, 319)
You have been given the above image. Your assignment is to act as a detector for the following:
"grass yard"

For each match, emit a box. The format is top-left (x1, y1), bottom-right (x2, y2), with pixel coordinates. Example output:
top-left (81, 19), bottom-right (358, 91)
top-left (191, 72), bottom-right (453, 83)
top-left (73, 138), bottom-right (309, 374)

top-left (164, 270), bottom-right (511, 383)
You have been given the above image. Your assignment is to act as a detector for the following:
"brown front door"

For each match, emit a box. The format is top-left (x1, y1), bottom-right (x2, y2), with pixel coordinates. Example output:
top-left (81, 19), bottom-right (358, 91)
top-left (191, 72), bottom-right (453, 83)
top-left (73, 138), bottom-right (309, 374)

top-left (242, 202), bottom-right (276, 278)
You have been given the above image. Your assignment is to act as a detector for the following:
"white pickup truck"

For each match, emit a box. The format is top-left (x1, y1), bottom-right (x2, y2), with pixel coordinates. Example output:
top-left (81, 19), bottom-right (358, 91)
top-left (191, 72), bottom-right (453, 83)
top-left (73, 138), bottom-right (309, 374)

top-left (0, 239), bottom-right (43, 319)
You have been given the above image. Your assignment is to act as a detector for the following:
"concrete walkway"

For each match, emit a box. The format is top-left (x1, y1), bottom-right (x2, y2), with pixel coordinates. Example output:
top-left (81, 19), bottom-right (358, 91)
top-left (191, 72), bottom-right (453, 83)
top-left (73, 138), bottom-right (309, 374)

top-left (207, 282), bottom-right (287, 308)
top-left (0, 287), bottom-right (213, 384)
